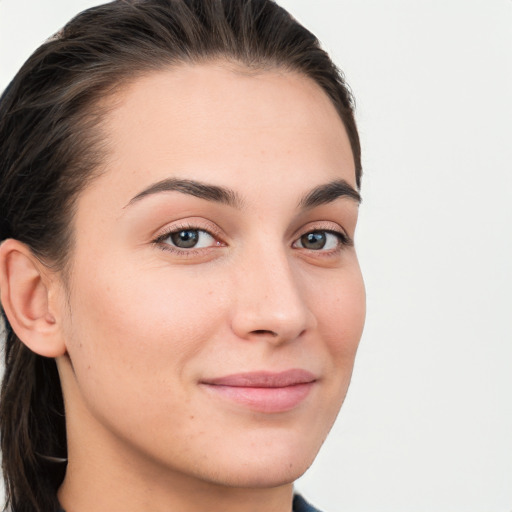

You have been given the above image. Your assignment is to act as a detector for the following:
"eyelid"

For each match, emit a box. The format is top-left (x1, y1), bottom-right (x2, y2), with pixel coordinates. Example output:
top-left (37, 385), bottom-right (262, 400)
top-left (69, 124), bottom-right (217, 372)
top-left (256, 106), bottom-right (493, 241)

top-left (151, 218), bottom-right (227, 256)
top-left (292, 231), bottom-right (351, 253)
top-left (293, 221), bottom-right (353, 247)
top-left (151, 217), bottom-right (225, 243)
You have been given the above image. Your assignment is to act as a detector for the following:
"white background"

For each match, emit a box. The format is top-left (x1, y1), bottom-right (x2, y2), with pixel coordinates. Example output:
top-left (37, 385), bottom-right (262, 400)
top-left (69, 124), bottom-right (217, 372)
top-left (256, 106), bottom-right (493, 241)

top-left (1, 1), bottom-right (511, 511)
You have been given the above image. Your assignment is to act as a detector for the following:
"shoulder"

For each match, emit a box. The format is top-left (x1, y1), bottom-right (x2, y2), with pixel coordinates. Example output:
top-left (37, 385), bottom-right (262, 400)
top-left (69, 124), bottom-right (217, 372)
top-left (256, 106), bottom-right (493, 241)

top-left (293, 493), bottom-right (324, 512)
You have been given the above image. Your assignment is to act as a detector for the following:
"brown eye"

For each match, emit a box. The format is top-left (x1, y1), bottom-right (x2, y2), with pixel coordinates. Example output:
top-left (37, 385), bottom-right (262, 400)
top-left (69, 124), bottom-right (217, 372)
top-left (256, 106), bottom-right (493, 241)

top-left (300, 232), bottom-right (327, 250)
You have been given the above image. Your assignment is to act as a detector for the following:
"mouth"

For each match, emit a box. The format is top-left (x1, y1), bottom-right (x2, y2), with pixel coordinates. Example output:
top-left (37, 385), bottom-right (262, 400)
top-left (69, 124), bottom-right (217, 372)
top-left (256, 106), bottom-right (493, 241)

top-left (200, 369), bottom-right (317, 413)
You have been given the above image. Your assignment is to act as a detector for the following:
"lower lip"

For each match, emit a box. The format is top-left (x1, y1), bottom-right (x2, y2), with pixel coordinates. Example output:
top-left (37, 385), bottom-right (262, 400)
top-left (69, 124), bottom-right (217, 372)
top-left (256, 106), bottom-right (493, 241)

top-left (201, 382), bottom-right (315, 413)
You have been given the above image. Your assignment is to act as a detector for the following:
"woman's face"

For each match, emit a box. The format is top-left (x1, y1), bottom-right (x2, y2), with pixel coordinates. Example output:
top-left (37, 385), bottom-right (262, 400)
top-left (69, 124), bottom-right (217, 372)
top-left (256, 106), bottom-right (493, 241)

top-left (57, 63), bottom-right (365, 488)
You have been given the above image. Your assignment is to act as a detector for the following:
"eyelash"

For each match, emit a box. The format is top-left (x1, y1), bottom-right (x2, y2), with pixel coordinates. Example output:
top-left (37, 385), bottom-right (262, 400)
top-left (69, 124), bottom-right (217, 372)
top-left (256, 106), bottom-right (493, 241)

top-left (152, 224), bottom-right (353, 256)
top-left (293, 229), bottom-right (353, 252)
top-left (152, 222), bottom-right (224, 257)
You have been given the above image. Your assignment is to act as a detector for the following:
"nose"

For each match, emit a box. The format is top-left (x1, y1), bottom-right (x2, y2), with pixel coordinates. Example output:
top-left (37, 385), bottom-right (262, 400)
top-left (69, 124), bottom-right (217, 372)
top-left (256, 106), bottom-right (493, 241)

top-left (230, 246), bottom-right (316, 344)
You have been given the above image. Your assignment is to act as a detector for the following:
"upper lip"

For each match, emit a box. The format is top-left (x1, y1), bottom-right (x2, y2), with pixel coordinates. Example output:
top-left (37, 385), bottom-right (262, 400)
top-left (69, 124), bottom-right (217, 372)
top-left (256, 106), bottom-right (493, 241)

top-left (201, 369), bottom-right (317, 388)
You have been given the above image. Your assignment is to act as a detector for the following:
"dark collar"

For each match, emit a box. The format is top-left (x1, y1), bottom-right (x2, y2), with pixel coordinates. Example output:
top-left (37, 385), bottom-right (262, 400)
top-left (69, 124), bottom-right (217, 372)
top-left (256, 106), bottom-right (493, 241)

top-left (293, 493), bottom-right (323, 512)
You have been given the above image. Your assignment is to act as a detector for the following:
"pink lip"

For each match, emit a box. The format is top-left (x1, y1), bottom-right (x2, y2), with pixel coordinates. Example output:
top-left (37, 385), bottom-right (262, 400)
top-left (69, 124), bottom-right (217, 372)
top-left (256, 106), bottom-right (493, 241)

top-left (200, 369), bottom-right (317, 413)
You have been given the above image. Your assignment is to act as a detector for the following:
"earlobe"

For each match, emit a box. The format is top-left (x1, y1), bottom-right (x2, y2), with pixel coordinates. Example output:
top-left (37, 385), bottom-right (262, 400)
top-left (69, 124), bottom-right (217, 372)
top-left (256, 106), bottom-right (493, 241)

top-left (0, 239), bottom-right (67, 358)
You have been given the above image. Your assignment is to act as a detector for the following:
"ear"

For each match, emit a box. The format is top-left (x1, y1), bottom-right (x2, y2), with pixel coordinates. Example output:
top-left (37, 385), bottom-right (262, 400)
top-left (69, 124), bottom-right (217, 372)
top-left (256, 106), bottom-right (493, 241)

top-left (0, 239), bottom-right (67, 357)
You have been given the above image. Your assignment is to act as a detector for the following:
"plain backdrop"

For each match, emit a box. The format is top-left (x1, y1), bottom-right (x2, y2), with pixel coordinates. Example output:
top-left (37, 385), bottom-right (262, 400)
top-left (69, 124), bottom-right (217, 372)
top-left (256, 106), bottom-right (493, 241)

top-left (1, 1), bottom-right (511, 511)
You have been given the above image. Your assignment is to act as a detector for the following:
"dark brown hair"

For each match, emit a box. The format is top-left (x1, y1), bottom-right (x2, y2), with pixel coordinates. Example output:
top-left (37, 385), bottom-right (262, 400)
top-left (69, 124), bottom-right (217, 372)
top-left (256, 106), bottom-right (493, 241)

top-left (0, 1), bottom-right (361, 510)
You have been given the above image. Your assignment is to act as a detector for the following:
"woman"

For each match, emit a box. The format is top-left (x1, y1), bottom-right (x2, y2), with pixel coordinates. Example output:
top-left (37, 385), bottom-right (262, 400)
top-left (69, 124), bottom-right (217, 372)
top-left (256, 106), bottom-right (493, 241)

top-left (0, 1), bottom-right (365, 511)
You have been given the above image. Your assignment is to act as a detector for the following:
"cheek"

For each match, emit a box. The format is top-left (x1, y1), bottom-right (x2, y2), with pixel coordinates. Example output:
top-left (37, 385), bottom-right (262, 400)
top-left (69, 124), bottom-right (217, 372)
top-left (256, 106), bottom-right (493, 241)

top-left (313, 263), bottom-right (366, 363)
top-left (64, 260), bottom-right (229, 396)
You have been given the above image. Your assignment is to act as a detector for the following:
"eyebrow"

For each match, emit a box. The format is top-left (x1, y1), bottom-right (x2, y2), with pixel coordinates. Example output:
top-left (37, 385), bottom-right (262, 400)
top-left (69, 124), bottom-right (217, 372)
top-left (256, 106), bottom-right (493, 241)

top-left (298, 179), bottom-right (361, 208)
top-left (125, 177), bottom-right (361, 210)
top-left (125, 178), bottom-right (243, 209)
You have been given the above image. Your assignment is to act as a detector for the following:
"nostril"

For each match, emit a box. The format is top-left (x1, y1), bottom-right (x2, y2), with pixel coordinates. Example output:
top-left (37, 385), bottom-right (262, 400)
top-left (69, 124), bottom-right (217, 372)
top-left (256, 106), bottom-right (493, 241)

top-left (250, 329), bottom-right (278, 337)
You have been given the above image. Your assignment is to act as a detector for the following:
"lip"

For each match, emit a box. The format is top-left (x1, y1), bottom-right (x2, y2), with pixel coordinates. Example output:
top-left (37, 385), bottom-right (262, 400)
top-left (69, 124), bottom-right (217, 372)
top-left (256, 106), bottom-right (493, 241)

top-left (200, 369), bottom-right (317, 413)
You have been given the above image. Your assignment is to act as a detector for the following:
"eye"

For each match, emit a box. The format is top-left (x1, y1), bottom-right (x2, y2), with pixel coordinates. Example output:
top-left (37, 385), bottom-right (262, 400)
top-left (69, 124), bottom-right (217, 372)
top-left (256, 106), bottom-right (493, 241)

top-left (157, 228), bottom-right (217, 250)
top-left (293, 230), bottom-right (347, 251)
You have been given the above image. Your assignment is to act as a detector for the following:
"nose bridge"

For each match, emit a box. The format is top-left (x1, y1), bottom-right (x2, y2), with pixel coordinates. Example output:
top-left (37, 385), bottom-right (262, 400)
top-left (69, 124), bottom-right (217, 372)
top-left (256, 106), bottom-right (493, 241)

top-left (231, 239), bottom-right (315, 342)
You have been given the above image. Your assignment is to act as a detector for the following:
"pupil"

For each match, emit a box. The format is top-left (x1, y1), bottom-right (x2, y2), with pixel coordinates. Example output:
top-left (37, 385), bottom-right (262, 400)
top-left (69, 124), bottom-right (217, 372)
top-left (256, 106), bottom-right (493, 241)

top-left (302, 232), bottom-right (326, 250)
top-left (171, 230), bottom-right (199, 248)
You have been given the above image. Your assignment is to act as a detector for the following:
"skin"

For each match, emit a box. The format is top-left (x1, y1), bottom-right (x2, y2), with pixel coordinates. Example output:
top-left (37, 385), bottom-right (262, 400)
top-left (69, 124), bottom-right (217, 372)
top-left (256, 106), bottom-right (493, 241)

top-left (3, 62), bottom-right (366, 512)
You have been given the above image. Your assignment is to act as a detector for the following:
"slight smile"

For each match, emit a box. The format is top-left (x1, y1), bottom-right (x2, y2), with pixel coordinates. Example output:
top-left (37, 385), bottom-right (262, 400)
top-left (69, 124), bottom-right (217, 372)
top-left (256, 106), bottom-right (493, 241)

top-left (200, 370), bottom-right (317, 413)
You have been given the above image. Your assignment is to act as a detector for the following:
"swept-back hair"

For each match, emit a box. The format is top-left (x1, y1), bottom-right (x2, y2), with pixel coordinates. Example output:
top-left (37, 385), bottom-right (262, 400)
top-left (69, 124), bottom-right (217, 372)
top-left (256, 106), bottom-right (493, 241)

top-left (0, 1), bottom-right (361, 510)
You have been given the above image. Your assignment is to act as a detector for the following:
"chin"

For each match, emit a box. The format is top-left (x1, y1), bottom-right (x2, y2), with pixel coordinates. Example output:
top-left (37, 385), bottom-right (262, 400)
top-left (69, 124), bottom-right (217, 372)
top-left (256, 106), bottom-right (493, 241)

top-left (179, 404), bottom-right (339, 490)
top-left (210, 456), bottom-right (315, 489)
top-left (193, 434), bottom-right (322, 489)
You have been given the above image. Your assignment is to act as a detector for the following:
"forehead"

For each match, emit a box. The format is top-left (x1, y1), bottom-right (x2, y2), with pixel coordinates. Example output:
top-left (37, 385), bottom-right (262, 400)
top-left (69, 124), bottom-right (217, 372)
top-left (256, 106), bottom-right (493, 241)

top-left (83, 62), bottom-right (356, 211)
